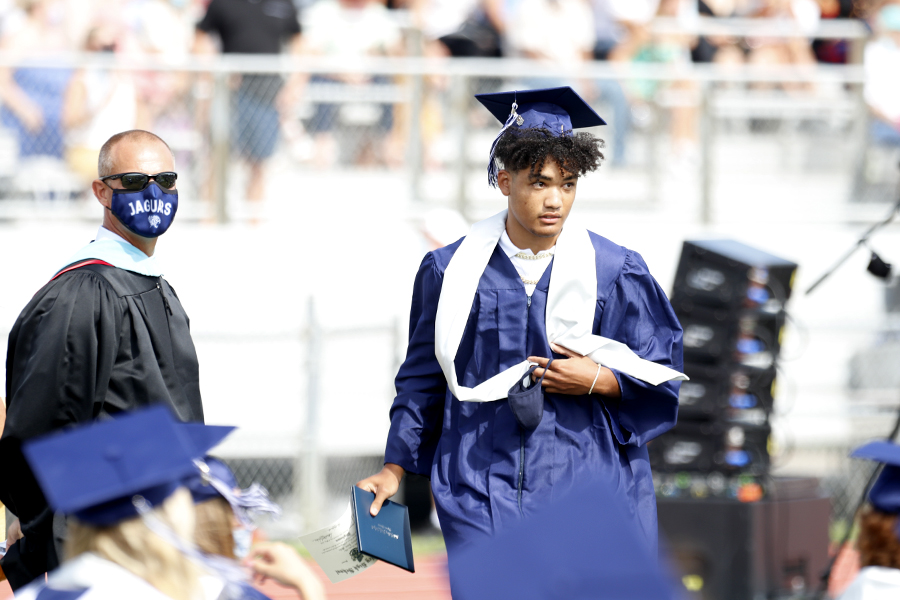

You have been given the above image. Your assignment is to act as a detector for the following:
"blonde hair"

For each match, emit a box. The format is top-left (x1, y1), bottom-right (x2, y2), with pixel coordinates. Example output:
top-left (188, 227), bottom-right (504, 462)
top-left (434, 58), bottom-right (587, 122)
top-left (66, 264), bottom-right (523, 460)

top-left (65, 487), bottom-right (201, 600)
top-left (194, 497), bottom-right (236, 559)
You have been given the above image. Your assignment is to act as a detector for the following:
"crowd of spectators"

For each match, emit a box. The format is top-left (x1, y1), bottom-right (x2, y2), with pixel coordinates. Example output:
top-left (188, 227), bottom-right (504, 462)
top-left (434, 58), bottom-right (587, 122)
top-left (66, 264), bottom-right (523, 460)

top-left (0, 0), bottom-right (895, 204)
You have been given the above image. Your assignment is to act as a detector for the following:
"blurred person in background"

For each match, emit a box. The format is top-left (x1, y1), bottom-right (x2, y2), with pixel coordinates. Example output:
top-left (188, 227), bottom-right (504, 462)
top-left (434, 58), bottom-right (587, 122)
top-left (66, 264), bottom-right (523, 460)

top-left (505, 0), bottom-right (596, 67)
top-left (0, 0), bottom-right (72, 161)
top-left (10, 407), bottom-right (223, 600)
top-left (129, 0), bottom-right (200, 140)
top-left (837, 441), bottom-right (900, 599)
top-left (502, 0), bottom-right (608, 162)
top-left (407, 0), bottom-right (505, 170)
top-left (301, 0), bottom-right (404, 168)
top-left (0, 0), bottom-right (24, 33)
top-left (746, 0), bottom-right (820, 85)
top-left (589, 0), bottom-right (638, 166)
top-left (864, 3), bottom-right (900, 148)
top-left (812, 0), bottom-right (856, 63)
top-left (410, 0), bottom-right (505, 58)
top-left (63, 25), bottom-right (140, 186)
top-left (591, 0), bottom-right (626, 60)
top-left (0, 130), bottom-right (205, 590)
top-left (712, 0), bottom-right (820, 94)
top-left (194, 0), bottom-right (302, 218)
top-left (610, 0), bottom-right (701, 168)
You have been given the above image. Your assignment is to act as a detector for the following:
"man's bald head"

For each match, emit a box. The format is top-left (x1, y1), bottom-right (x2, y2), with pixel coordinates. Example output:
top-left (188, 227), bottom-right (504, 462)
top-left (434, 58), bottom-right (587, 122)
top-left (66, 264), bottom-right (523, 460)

top-left (98, 130), bottom-right (174, 177)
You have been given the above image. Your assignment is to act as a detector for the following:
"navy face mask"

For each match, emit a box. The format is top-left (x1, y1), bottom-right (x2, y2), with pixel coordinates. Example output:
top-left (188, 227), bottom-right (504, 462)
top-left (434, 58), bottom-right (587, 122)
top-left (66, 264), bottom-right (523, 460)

top-left (507, 358), bottom-right (554, 431)
top-left (109, 182), bottom-right (178, 238)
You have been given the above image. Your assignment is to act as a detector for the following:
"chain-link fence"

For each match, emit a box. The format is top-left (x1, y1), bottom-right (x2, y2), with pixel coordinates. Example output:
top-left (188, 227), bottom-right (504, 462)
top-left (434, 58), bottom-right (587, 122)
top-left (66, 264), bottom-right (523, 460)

top-left (2, 46), bottom-right (900, 539)
top-left (1, 46), bottom-right (895, 219)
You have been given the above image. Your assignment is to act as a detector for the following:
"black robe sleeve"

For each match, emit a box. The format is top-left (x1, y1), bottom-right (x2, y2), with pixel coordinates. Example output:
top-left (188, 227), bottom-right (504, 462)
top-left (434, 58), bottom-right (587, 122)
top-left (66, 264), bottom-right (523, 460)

top-left (4, 270), bottom-right (123, 443)
top-left (1, 270), bottom-right (122, 588)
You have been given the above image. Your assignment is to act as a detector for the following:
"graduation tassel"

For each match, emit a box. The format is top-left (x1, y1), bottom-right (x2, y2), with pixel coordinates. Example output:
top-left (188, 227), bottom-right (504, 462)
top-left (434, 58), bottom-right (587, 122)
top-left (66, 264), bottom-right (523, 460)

top-left (195, 459), bottom-right (282, 527)
top-left (487, 101), bottom-right (519, 188)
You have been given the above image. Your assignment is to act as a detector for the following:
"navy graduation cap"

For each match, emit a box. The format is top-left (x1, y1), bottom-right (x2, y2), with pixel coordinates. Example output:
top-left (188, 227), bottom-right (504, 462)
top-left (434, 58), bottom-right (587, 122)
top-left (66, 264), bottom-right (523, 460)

top-left (186, 456), bottom-right (239, 504)
top-left (851, 441), bottom-right (900, 513)
top-left (22, 406), bottom-right (221, 526)
top-left (475, 86), bottom-right (606, 187)
top-left (179, 422), bottom-right (235, 459)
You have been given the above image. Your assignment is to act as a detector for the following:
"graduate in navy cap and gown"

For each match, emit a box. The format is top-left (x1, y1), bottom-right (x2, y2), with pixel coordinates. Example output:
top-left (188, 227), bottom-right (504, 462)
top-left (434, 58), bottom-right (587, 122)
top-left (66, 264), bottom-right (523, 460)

top-left (358, 87), bottom-right (686, 567)
top-left (1, 129), bottom-right (204, 589)
top-left (838, 441), bottom-right (900, 600)
top-left (11, 406), bottom-right (233, 600)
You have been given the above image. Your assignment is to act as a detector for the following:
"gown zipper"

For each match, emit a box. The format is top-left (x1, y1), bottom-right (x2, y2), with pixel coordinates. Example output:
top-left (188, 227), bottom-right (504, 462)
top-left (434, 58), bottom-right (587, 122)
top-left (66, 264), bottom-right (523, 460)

top-left (518, 292), bottom-right (531, 516)
top-left (517, 431), bottom-right (525, 516)
top-left (157, 280), bottom-right (173, 315)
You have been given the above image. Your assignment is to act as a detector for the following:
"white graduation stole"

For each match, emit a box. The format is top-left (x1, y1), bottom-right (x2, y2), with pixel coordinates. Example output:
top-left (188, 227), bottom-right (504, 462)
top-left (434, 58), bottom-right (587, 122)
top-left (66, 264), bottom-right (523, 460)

top-left (434, 210), bottom-right (687, 403)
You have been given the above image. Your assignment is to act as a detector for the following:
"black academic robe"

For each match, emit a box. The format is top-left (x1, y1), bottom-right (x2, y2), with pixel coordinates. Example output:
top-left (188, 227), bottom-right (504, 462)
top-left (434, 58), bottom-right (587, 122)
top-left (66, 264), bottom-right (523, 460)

top-left (0, 262), bottom-right (204, 589)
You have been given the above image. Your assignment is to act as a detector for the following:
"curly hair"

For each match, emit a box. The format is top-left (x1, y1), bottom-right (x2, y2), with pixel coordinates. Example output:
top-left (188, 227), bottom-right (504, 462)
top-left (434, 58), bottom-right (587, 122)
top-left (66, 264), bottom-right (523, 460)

top-left (858, 506), bottom-right (900, 569)
top-left (493, 127), bottom-right (605, 180)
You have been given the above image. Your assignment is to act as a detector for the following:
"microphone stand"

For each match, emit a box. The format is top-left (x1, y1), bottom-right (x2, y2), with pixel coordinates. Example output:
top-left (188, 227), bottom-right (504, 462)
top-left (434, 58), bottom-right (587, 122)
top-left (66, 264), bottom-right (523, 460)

top-left (810, 176), bottom-right (900, 598)
top-left (805, 194), bottom-right (900, 296)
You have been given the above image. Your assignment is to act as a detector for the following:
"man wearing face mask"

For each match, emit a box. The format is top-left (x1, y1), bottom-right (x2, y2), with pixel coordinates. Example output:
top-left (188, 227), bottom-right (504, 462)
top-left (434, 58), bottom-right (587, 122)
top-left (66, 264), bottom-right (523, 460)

top-left (0, 129), bottom-right (204, 590)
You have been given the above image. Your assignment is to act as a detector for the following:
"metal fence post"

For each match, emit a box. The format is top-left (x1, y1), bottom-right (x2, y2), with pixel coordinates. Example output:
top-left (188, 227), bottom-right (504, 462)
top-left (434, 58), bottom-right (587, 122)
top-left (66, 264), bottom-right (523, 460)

top-left (648, 95), bottom-right (661, 204)
top-left (699, 80), bottom-right (713, 225)
top-left (210, 70), bottom-right (230, 224)
top-left (452, 74), bottom-right (470, 218)
top-left (299, 296), bottom-right (324, 529)
top-left (407, 28), bottom-right (425, 202)
top-left (849, 80), bottom-right (870, 200)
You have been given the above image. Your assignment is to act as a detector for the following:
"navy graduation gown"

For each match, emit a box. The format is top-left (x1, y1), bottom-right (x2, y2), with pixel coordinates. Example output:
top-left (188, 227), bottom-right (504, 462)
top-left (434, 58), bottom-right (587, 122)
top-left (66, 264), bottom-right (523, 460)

top-left (384, 231), bottom-right (683, 557)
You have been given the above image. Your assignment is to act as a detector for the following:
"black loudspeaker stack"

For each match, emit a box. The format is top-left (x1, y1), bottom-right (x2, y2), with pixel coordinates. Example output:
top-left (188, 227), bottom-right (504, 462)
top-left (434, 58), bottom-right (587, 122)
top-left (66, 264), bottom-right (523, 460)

top-left (651, 239), bottom-right (798, 499)
top-left (652, 241), bottom-right (835, 600)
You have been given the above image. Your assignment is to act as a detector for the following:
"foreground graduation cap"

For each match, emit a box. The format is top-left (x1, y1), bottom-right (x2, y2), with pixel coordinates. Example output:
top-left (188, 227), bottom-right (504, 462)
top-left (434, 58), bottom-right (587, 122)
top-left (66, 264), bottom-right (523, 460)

top-left (449, 477), bottom-right (677, 600)
top-left (474, 86), bottom-right (607, 187)
top-left (22, 406), bottom-right (218, 526)
top-left (179, 422), bottom-right (235, 459)
top-left (851, 441), bottom-right (900, 513)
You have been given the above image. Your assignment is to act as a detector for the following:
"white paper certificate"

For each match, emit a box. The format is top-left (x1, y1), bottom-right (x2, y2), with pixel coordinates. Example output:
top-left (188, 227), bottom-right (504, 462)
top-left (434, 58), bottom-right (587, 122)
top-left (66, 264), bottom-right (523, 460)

top-left (298, 503), bottom-right (378, 583)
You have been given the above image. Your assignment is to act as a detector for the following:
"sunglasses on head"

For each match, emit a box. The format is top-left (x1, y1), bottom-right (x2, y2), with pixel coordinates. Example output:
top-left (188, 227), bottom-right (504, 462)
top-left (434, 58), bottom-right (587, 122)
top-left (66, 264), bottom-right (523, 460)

top-left (100, 172), bottom-right (178, 191)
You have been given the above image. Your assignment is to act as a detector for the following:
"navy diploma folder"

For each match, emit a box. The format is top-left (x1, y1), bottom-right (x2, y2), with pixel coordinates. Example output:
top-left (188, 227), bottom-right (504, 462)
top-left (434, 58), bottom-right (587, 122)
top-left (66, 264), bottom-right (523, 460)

top-left (351, 486), bottom-right (415, 573)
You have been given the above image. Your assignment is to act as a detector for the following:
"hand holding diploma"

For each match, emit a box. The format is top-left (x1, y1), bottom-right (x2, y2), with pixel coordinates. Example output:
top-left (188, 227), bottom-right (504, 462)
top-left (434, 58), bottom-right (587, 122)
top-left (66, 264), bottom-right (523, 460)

top-left (356, 463), bottom-right (404, 517)
top-left (295, 483), bottom-right (414, 584)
